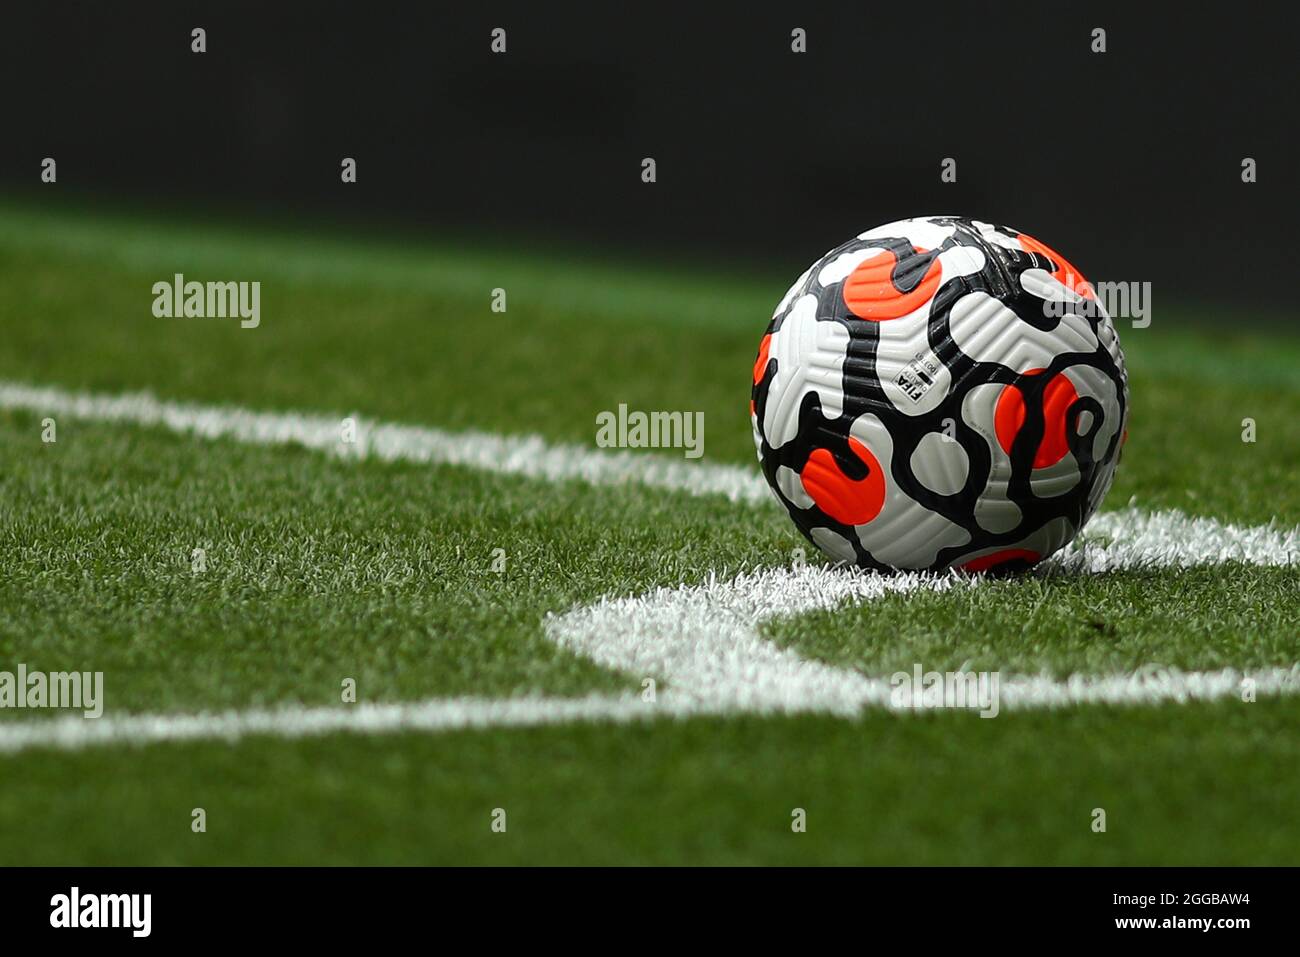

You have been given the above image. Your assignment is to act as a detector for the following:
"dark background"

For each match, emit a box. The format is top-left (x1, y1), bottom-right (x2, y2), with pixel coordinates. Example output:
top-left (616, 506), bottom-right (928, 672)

top-left (2, 1), bottom-right (1293, 309)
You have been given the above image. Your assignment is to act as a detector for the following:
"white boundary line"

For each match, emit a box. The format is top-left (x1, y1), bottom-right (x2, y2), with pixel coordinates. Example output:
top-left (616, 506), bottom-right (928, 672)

top-left (6, 660), bottom-right (1300, 754)
top-left (1, 381), bottom-right (1297, 753)
top-left (0, 381), bottom-right (768, 504)
top-left (0, 694), bottom-right (683, 753)
top-left (545, 510), bottom-right (1300, 714)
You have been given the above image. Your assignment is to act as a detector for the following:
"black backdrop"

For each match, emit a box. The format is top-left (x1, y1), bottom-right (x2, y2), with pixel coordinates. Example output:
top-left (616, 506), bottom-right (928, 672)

top-left (3, 2), bottom-right (1294, 310)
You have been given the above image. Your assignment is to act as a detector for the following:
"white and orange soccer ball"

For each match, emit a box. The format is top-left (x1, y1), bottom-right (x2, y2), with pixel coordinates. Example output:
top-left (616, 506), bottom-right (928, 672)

top-left (751, 216), bottom-right (1129, 572)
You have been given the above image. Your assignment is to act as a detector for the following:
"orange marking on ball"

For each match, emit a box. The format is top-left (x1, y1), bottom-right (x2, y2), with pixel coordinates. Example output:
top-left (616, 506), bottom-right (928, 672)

top-left (842, 248), bottom-right (943, 321)
top-left (753, 333), bottom-right (772, 385)
top-left (1017, 233), bottom-right (1095, 300)
top-left (995, 369), bottom-right (1079, 469)
top-left (800, 437), bottom-right (886, 525)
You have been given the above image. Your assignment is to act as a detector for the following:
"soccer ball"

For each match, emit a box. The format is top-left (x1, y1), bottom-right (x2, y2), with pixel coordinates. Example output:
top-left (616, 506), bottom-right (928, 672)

top-left (751, 216), bottom-right (1128, 572)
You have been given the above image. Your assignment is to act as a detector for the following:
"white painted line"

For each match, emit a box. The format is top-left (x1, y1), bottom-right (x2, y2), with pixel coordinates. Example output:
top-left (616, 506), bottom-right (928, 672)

top-left (550, 566), bottom-right (955, 712)
top-left (0, 694), bottom-right (685, 754)
top-left (5, 506), bottom-right (1296, 753)
top-left (1063, 508), bottom-right (1300, 571)
top-left (0, 380), bottom-right (1296, 753)
top-left (544, 507), bottom-right (1300, 713)
top-left (0, 381), bottom-right (768, 504)
top-left (3, 664), bottom-right (1298, 754)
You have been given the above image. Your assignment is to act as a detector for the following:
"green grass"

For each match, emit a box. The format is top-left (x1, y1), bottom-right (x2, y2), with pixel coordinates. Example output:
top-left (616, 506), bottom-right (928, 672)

top-left (0, 200), bottom-right (1297, 865)
top-left (3, 701), bottom-right (1300, 865)
top-left (0, 409), bottom-right (790, 713)
top-left (768, 565), bottom-right (1300, 678)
